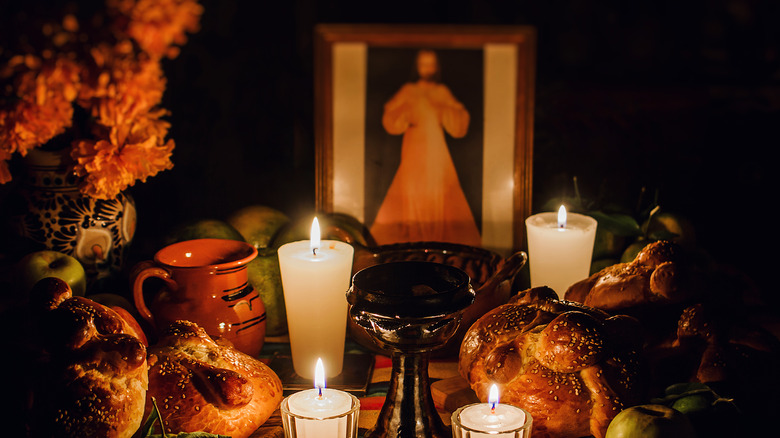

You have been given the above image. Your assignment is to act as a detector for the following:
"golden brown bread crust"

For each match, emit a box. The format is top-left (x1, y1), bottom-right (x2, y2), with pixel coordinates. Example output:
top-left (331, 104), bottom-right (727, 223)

top-left (146, 320), bottom-right (282, 438)
top-left (28, 277), bottom-right (148, 438)
top-left (565, 240), bottom-right (694, 312)
top-left (459, 287), bottom-right (645, 438)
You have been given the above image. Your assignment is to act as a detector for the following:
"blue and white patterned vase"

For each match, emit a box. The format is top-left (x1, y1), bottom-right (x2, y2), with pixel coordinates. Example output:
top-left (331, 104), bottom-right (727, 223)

top-left (13, 148), bottom-right (137, 285)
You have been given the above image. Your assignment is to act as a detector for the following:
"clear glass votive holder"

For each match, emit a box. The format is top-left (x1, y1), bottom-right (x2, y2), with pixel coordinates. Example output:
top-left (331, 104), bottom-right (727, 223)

top-left (451, 403), bottom-right (533, 438)
top-left (280, 392), bottom-right (360, 438)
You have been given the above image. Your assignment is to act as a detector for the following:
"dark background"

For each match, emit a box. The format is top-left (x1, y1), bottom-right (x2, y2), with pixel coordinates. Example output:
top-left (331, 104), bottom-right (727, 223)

top-left (364, 47), bottom-right (483, 229)
top-left (2, 0), bottom-right (779, 305)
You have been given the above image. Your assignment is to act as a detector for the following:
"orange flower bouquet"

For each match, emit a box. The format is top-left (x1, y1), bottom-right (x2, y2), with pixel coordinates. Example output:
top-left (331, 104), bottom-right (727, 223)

top-left (0, 0), bottom-right (203, 200)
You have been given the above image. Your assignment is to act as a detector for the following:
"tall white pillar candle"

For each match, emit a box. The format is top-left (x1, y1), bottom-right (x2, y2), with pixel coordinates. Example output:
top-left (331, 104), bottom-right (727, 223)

top-left (525, 206), bottom-right (598, 299)
top-left (278, 218), bottom-right (354, 378)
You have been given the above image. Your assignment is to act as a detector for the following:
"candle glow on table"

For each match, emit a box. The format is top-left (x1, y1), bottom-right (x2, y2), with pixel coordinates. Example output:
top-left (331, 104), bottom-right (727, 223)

top-left (284, 358), bottom-right (357, 438)
top-left (278, 217), bottom-right (354, 378)
top-left (525, 205), bottom-right (598, 299)
top-left (453, 384), bottom-right (531, 437)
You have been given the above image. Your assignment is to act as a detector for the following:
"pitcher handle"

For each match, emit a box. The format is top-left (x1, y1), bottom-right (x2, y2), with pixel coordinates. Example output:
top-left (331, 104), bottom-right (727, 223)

top-left (131, 260), bottom-right (177, 331)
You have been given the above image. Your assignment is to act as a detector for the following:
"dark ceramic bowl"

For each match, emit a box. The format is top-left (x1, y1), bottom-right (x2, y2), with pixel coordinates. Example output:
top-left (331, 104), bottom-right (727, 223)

top-left (348, 242), bottom-right (527, 357)
top-left (347, 261), bottom-right (475, 354)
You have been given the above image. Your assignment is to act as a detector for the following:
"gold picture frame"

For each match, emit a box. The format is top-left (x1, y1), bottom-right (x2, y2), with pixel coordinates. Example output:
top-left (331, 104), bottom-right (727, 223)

top-left (314, 24), bottom-right (535, 255)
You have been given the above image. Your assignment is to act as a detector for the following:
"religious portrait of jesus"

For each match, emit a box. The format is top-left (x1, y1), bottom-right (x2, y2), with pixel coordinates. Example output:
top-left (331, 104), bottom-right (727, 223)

top-left (316, 25), bottom-right (535, 255)
top-left (364, 48), bottom-right (484, 247)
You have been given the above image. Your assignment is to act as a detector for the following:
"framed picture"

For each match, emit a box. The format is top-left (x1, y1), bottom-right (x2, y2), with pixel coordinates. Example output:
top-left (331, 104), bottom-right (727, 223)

top-left (314, 24), bottom-right (535, 256)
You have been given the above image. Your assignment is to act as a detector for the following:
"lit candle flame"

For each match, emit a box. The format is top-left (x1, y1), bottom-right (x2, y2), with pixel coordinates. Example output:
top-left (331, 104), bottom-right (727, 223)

top-left (488, 384), bottom-right (499, 412)
top-left (314, 357), bottom-right (325, 398)
top-left (310, 217), bottom-right (321, 256)
top-left (557, 205), bottom-right (567, 229)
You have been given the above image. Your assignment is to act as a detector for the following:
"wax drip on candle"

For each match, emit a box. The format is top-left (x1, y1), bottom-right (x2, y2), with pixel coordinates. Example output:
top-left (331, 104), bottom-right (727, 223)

top-left (558, 205), bottom-right (567, 229)
top-left (310, 217), bottom-right (321, 256)
top-left (314, 357), bottom-right (325, 399)
top-left (489, 384), bottom-right (499, 414)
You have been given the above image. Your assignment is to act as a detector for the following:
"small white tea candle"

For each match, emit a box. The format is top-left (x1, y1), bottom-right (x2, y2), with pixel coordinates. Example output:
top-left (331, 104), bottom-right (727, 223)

top-left (455, 385), bottom-right (530, 437)
top-left (278, 217), bottom-right (354, 378)
top-left (525, 205), bottom-right (598, 299)
top-left (286, 358), bottom-right (354, 437)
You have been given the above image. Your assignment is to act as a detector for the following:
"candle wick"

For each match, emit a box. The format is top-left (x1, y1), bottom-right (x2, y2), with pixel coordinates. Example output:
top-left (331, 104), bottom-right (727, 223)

top-left (312, 247), bottom-right (317, 256)
top-left (318, 386), bottom-right (323, 398)
top-left (491, 402), bottom-right (496, 413)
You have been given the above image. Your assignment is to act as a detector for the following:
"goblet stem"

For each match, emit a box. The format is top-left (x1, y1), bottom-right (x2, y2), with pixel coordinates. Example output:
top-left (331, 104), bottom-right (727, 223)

top-left (365, 351), bottom-right (449, 438)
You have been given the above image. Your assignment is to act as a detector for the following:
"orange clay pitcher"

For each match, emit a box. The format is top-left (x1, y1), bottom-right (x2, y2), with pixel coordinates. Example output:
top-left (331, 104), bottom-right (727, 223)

top-left (132, 238), bottom-right (266, 357)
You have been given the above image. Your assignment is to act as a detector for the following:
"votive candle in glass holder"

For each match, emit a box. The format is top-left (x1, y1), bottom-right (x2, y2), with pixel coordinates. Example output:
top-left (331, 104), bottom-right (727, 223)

top-left (451, 385), bottom-right (533, 438)
top-left (281, 358), bottom-right (360, 438)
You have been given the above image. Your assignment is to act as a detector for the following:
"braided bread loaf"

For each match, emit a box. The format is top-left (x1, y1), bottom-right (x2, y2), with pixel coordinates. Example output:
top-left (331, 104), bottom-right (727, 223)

top-left (459, 287), bottom-right (646, 438)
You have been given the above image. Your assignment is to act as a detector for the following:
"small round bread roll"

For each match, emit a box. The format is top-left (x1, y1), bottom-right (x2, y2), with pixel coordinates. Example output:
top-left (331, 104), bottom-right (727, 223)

top-left (146, 320), bottom-right (283, 438)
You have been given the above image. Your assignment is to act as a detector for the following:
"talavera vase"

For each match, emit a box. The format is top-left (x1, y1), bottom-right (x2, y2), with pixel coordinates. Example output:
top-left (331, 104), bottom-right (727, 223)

top-left (11, 148), bottom-right (137, 285)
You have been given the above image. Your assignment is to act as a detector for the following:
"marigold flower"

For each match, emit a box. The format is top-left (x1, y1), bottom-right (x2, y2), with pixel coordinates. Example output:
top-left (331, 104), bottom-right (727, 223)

top-left (0, 148), bottom-right (12, 184)
top-left (1, 0), bottom-right (200, 194)
top-left (78, 44), bottom-right (166, 127)
top-left (108, 0), bottom-right (203, 59)
top-left (71, 110), bottom-right (175, 199)
top-left (0, 56), bottom-right (81, 159)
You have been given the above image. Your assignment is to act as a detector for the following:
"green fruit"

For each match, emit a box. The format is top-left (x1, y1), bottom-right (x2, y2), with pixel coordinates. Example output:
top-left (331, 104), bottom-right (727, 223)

top-left (620, 239), bottom-right (649, 264)
top-left (643, 211), bottom-right (696, 247)
top-left (593, 228), bottom-right (627, 259)
top-left (226, 206), bottom-right (292, 336)
top-left (327, 212), bottom-right (376, 247)
top-left (606, 405), bottom-right (696, 438)
top-left (17, 250), bottom-right (87, 297)
top-left (227, 205), bottom-right (290, 249)
top-left (163, 219), bottom-right (244, 245)
top-left (246, 250), bottom-right (287, 336)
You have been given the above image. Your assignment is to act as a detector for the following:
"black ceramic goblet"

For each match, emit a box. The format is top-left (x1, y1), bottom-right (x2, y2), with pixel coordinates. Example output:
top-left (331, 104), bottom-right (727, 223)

top-left (347, 261), bottom-right (476, 438)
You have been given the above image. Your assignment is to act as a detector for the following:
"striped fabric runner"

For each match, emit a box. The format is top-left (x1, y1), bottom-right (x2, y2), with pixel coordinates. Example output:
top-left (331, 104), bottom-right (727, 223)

top-left (259, 338), bottom-right (461, 436)
top-left (358, 354), bottom-right (459, 433)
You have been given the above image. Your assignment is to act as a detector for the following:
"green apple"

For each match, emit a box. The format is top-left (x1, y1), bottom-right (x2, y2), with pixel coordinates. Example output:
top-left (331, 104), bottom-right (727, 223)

top-left (227, 205), bottom-right (292, 337)
top-left (17, 250), bottom-right (87, 296)
top-left (227, 205), bottom-right (290, 249)
top-left (246, 251), bottom-right (287, 336)
top-left (162, 218), bottom-right (245, 245)
top-left (605, 404), bottom-right (696, 438)
top-left (593, 227), bottom-right (627, 260)
top-left (643, 211), bottom-right (696, 247)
